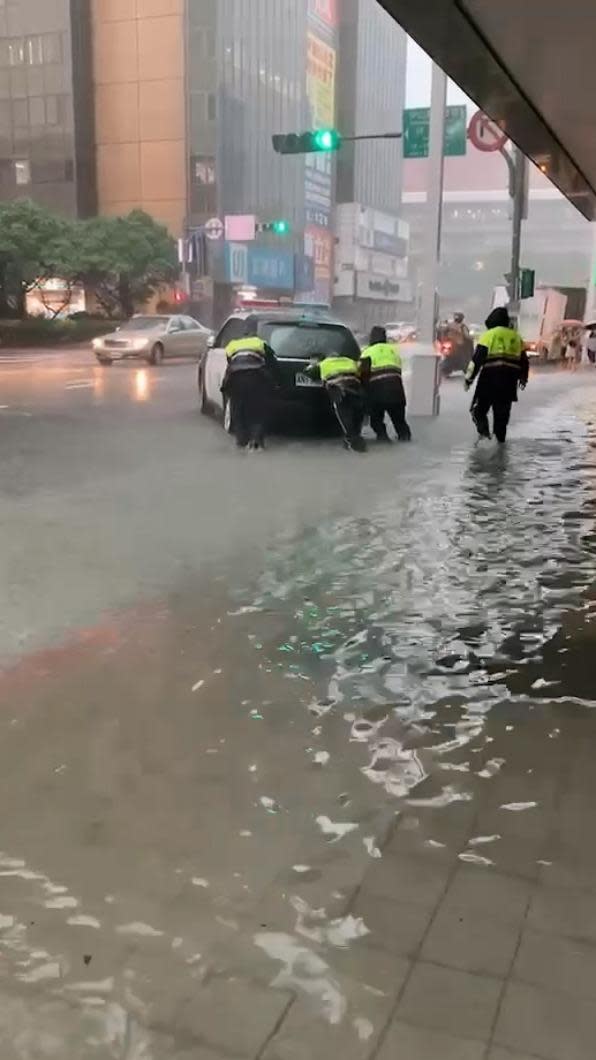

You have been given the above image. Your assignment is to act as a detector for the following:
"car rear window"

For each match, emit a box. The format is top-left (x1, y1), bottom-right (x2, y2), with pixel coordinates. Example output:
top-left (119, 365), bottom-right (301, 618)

top-left (262, 322), bottom-right (360, 360)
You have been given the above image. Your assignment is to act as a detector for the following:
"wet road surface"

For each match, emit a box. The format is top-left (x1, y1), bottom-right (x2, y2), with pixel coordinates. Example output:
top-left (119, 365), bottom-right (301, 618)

top-left (2, 350), bottom-right (596, 1058)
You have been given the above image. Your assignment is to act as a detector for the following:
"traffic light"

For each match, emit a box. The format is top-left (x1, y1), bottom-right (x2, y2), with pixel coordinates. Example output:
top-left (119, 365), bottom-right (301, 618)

top-left (259, 219), bottom-right (291, 235)
top-left (520, 268), bottom-right (535, 299)
top-left (272, 129), bottom-right (342, 155)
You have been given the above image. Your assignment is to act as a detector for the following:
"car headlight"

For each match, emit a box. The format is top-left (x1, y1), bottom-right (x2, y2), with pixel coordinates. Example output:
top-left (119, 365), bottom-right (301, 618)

top-left (92, 338), bottom-right (102, 350)
top-left (132, 338), bottom-right (150, 351)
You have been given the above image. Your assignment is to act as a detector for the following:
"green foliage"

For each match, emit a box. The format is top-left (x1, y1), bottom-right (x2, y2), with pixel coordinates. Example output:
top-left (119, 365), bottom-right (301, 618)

top-left (0, 201), bottom-right (179, 319)
top-left (0, 318), bottom-right (115, 347)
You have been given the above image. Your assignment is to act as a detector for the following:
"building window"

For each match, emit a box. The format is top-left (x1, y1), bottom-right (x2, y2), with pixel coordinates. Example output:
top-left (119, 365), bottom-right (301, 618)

top-left (8, 40), bottom-right (24, 66)
top-left (12, 99), bottom-right (27, 126)
top-left (207, 93), bottom-right (216, 121)
top-left (43, 33), bottom-right (62, 64)
top-left (26, 36), bottom-right (43, 65)
top-left (29, 96), bottom-right (45, 125)
top-left (15, 159), bottom-right (30, 185)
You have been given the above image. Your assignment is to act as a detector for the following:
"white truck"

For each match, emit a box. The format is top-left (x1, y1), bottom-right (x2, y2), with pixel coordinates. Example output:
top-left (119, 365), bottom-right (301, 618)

top-left (493, 285), bottom-right (567, 360)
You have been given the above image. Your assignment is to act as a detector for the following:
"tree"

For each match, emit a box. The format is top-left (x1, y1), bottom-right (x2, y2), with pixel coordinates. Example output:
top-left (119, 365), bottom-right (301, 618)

top-left (0, 199), bottom-right (77, 317)
top-left (78, 210), bottom-right (179, 318)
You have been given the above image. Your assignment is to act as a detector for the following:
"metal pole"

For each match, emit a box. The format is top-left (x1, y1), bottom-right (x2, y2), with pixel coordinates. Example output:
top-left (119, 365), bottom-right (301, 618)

top-left (509, 146), bottom-right (527, 316)
top-left (418, 63), bottom-right (447, 343)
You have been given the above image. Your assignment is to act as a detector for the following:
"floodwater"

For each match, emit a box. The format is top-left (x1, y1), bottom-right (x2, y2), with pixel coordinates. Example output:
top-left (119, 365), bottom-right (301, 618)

top-left (2, 381), bottom-right (596, 1055)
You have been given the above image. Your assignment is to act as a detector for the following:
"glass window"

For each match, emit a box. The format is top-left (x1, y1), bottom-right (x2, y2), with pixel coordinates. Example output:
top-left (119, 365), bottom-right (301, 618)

top-left (216, 318), bottom-right (245, 347)
top-left (207, 93), bottom-right (216, 121)
top-left (120, 317), bottom-right (169, 332)
top-left (26, 36), bottom-right (43, 65)
top-left (262, 323), bottom-right (360, 361)
top-left (14, 159), bottom-right (30, 185)
top-left (45, 95), bottom-right (58, 125)
top-left (43, 34), bottom-right (62, 65)
top-left (12, 99), bottom-right (28, 126)
top-left (8, 40), bottom-right (24, 66)
top-left (29, 96), bottom-right (45, 125)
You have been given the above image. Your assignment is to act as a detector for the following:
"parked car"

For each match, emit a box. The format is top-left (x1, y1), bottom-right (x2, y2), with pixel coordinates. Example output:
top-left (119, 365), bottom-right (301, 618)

top-left (92, 314), bottom-right (212, 365)
top-left (199, 308), bottom-right (361, 433)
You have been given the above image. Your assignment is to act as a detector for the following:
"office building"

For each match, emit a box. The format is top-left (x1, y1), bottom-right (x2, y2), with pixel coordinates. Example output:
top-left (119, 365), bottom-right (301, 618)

top-left (334, 0), bottom-right (410, 331)
top-left (0, 0), bottom-right (94, 217)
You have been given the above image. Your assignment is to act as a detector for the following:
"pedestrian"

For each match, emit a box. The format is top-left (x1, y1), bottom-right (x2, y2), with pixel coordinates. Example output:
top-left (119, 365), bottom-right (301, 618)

top-left (587, 329), bottom-right (596, 365)
top-left (360, 325), bottom-right (411, 442)
top-left (221, 316), bottom-right (280, 450)
top-left (566, 339), bottom-right (578, 371)
top-left (306, 353), bottom-right (366, 452)
top-left (464, 306), bottom-right (529, 444)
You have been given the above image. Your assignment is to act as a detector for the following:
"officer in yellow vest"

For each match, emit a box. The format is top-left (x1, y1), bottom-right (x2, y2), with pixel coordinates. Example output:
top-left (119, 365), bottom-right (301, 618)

top-left (222, 316), bottom-right (280, 449)
top-left (360, 326), bottom-right (411, 442)
top-left (464, 306), bottom-right (529, 443)
top-left (306, 353), bottom-right (366, 452)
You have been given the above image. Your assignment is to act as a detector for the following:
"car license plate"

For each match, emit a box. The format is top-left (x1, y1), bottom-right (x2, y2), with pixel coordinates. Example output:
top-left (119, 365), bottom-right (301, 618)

top-left (295, 372), bottom-right (320, 387)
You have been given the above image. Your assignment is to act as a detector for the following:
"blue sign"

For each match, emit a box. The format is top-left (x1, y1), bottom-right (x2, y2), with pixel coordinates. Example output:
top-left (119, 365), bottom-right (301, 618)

top-left (248, 247), bottom-right (294, 291)
top-left (223, 243), bottom-right (295, 291)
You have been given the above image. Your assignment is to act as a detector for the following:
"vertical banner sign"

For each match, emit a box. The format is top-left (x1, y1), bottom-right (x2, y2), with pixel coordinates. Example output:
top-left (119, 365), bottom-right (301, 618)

top-left (304, 0), bottom-right (337, 302)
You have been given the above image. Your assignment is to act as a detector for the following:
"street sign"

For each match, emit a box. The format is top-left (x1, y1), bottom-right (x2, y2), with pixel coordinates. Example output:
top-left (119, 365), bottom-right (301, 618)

top-left (224, 215), bottom-right (256, 242)
top-left (403, 106), bottom-right (467, 159)
top-left (468, 111), bottom-right (508, 153)
top-left (205, 217), bottom-right (224, 241)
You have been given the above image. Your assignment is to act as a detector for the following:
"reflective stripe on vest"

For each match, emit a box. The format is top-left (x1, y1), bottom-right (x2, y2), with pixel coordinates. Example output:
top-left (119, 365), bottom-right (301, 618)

top-left (226, 337), bottom-right (266, 365)
top-left (479, 326), bottom-right (523, 367)
top-left (319, 356), bottom-right (360, 385)
top-left (362, 342), bottom-right (402, 379)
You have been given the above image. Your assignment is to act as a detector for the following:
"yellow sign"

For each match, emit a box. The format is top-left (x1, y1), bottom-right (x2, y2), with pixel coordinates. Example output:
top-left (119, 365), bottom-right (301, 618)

top-left (307, 33), bottom-right (336, 128)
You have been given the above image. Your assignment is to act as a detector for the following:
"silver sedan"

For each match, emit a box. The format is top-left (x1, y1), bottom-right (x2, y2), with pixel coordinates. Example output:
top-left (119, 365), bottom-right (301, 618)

top-left (92, 315), bottom-right (212, 366)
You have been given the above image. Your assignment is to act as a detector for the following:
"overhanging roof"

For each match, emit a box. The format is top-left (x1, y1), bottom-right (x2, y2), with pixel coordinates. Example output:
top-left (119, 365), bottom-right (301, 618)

top-left (379, 0), bottom-right (596, 220)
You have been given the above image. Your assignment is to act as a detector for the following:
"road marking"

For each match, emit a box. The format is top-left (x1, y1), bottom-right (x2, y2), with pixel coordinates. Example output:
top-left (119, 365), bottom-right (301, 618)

top-left (65, 381), bottom-right (95, 390)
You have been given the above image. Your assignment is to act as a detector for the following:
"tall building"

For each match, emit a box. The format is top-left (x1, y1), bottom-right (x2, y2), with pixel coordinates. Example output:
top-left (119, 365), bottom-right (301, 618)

top-left (0, 0), bottom-right (95, 217)
top-left (334, 0), bottom-right (410, 331)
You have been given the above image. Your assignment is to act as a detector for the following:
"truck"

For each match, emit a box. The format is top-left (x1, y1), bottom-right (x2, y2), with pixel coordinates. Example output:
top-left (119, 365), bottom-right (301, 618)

top-left (518, 288), bottom-right (568, 361)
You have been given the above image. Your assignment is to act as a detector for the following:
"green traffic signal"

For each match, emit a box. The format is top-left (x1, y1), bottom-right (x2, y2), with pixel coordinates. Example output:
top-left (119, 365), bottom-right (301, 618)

top-left (313, 128), bottom-right (340, 151)
top-left (272, 219), bottom-right (290, 235)
top-left (272, 129), bottom-right (342, 155)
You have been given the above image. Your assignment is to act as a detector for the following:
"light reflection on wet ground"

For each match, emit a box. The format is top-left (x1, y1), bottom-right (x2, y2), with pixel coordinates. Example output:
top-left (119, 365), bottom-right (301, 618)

top-left (2, 393), bottom-right (596, 1054)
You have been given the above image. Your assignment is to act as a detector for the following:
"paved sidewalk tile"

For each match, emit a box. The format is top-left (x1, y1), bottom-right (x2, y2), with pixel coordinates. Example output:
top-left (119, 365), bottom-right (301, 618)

top-left (177, 979), bottom-right (292, 1057)
top-left (396, 961), bottom-right (502, 1041)
top-left (376, 1021), bottom-right (486, 1059)
top-left (527, 887), bottom-right (596, 943)
top-left (489, 1050), bottom-right (548, 1060)
top-left (495, 980), bottom-right (596, 1060)
top-left (350, 891), bottom-right (432, 957)
top-left (442, 866), bottom-right (532, 925)
top-left (361, 853), bottom-right (450, 907)
top-left (514, 927), bottom-right (596, 1000)
top-left (421, 904), bottom-right (520, 977)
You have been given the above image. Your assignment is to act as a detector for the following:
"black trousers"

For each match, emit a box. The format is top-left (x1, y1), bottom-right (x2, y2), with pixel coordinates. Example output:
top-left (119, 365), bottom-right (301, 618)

top-left (227, 371), bottom-right (269, 448)
top-left (328, 385), bottom-right (365, 448)
top-left (472, 394), bottom-right (512, 443)
top-left (368, 381), bottom-right (411, 441)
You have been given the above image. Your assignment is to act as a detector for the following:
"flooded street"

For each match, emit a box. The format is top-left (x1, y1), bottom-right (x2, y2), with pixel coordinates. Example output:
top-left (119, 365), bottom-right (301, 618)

top-left (2, 353), bottom-right (596, 1058)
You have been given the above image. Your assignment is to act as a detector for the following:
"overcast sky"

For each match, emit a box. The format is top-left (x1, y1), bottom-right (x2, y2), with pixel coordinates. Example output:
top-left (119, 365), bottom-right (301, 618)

top-left (406, 37), bottom-right (473, 111)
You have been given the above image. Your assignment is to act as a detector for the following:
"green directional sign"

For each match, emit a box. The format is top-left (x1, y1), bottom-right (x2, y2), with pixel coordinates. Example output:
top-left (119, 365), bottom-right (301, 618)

top-left (403, 105), bottom-right (467, 159)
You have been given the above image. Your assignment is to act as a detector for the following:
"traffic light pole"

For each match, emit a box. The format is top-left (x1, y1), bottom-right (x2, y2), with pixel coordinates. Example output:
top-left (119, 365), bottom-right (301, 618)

top-left (418, 63), bottom-right (447, 344)
top-left (509, 146), bottom-right (528, 315)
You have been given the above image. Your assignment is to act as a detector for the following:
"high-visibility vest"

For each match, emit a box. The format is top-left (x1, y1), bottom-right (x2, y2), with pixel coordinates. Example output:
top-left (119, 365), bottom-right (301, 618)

top-left (319, 356), bottom-right (360, 386)
top-left (479, 326), bottom-right (524, 367)
top-left (226, 336), bottom-right (267, 368)
top-left (361, 342), bottom-right (403, 380)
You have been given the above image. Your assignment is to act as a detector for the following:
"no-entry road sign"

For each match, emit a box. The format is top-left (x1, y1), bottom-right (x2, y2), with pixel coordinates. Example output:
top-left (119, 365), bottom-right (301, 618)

top-left (468, 111), bottom-right (508, 153)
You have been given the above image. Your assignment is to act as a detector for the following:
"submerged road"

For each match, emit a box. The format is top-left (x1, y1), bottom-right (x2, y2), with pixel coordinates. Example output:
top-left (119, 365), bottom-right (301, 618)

top-left (1, 349), bottom-right (596, 1058)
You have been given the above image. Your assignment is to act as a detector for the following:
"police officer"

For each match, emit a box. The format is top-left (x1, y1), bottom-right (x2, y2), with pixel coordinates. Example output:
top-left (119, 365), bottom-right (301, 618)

top-left (306, 353), bottom-right (366, 452)
top-left (222, 316), bottom-right (280, 450)
top-left (360, 326), bottom-right (411, 442)
top-left (464, 306), bottom-right (529, 444)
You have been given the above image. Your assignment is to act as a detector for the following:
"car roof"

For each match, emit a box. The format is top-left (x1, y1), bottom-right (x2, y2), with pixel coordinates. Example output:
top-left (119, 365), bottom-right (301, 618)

top-left (226, 310), bottom-right (348, 327)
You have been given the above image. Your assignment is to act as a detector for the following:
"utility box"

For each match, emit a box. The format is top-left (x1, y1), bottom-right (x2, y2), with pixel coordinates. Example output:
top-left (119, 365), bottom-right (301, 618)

top-left (403, 347), bottom-right (441, 416)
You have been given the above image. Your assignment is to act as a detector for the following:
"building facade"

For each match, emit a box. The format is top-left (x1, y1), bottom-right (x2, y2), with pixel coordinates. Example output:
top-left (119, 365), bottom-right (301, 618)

top-left (334, 0), bottom-right (409, 331)
top-left (0, 0), bottom-right (94, 217)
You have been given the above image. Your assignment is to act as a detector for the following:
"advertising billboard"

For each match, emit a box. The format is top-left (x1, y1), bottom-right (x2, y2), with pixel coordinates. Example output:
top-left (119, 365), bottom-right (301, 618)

top-left (304, 0), bottom-right (337, 302)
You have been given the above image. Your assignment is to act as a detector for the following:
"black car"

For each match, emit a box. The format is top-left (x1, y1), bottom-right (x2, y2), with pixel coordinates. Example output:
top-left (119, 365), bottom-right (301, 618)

top-left (199, 309), bottom-right (361, 432)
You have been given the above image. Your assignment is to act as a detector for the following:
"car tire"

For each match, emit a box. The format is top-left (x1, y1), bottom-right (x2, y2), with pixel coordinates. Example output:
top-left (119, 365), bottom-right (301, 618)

top-left (96, 355), bottom-right (113, 366)
top-left (149, 343), bottom-right (164, 366)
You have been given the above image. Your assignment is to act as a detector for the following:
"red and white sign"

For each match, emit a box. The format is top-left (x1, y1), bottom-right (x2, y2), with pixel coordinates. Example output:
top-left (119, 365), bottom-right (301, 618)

top-left (468, 111), bottom-right (508, 153)
top-left (224, 214), bottom-right (256, 242)
top-left (205, 217), bottom-right (224, 241)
